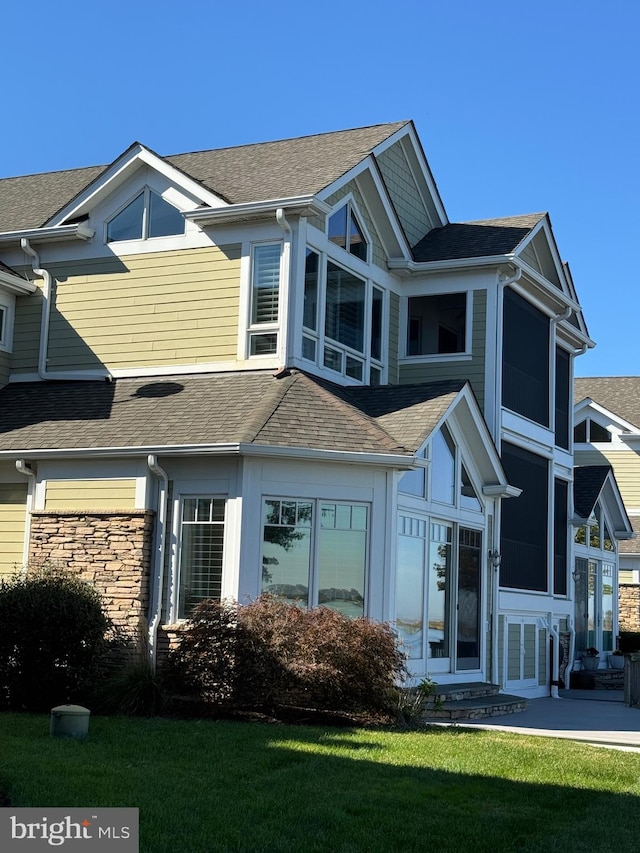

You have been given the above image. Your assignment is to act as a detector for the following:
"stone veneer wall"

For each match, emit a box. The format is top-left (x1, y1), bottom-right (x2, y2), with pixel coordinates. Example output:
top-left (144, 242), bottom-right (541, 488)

top-left (28, 511), bottom-right (155, 647)
top-left (619, 584), bottom-right (640, 632)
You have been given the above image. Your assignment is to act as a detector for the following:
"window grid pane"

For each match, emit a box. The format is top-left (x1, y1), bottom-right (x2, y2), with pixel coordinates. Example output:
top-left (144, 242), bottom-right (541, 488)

top-left (251, 244), bottom-right (281, 324)
top-left (179, 498), bottom-right (225, 618)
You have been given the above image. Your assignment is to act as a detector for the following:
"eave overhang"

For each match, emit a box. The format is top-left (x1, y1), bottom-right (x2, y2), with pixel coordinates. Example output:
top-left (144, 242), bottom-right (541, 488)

top-left (0, 442), bottom-right (413, 468)
top-left (183, 196), bottom-right (331, 226)
top-left (0, 223), bottom-right (95, 248)
top-left (0, 267), bottom-right (35, 295)
top-left (482, 484), bottom-right (522, 499)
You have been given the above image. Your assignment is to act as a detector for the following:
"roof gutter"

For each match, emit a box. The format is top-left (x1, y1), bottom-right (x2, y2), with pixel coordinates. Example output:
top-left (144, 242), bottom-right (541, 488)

top-left (0, 442), bottom-right (414, 467)
top-left (183, 196), bottom-right (331, 226)
top-left (21, 238), bottom-right (112, 383)
top-left (388, 254), bottom-right (516, 276)
top-left (0, 223), bottom-right (94, 247)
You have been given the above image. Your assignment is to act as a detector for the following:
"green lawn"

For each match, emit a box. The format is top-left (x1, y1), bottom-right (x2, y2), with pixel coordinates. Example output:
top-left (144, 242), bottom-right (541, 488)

top-left (1, 713), bottom-right (639, 852)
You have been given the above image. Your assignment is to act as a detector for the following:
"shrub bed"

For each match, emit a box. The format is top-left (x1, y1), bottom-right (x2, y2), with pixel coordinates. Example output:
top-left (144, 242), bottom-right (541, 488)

top-left (162, 596), bottom-right (407, 719)
top-left (0, 567), bottom-right (112, 711)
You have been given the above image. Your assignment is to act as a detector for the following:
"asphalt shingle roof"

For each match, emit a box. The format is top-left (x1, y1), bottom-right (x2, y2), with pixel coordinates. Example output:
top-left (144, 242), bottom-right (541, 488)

top-left (574, 377), bottom-right (640, 431)
top-left (0, 123), bottom-right (409, 233)
top-left (620, 517), bottom-right (640, 554)
top-left (573, 465), bottom-right (612, 519)
top-left (0, 371), bottom-right (462, 458)
top-left (411, 213), bottom-right (545, 262)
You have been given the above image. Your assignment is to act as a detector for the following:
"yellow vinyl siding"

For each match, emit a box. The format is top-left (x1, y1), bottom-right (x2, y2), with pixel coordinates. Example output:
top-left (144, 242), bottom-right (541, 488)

top-left (0, 483), bottom-right (27, 576)
top-left (576, 448), bottom-right (640, 507)
top-left (15, 245), bottom-right (241, 374)
top-left (400, 290), bottom-right (487, 409)
top-left (45, 479), bottom-right (137, 511)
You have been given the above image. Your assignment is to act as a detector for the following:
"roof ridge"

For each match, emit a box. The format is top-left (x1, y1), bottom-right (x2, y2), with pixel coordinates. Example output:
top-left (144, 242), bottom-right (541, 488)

top-left (166, 121), bottom-right (410, 160)
top-left (294, 373), bottom-right (408, 452)
top-left (236, 372), bottom-right (298, 443)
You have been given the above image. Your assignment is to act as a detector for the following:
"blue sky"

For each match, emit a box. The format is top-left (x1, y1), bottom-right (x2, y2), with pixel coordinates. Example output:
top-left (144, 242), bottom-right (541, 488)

top-left (3, 1), bottom-right (638, 377)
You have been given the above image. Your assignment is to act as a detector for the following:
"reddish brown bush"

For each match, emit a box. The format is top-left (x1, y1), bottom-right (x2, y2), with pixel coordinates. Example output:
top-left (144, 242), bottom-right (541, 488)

top-left (162, 595), bottom-right (407, 717)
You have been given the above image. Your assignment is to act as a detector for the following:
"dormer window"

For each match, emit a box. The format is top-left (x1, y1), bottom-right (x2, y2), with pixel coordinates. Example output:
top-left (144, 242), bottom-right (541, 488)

top-left (328, 203), bottom-right (368, 262)
top-left (106, 188), bottom-right (184, 243)
top-left (574, 419), bottom-right (612, 443)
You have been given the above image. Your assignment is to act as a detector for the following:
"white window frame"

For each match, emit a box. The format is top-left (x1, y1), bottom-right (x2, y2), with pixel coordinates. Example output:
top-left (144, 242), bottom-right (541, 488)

top-left (327, 194), bottom-right (372, 264)
top-left (301, 242), bottom-right (386, 385)
top-left (245, 240), bottom-right (284, 360)
top-left (171, 493), bottom-right (228, 622)
top-left (104, 185), bottom-right (185, 244)
top-left (260, 496), bottom-right (370, 614)
top-left (402, 290), bottom-right (473, 361)
top-left (0, 291), bottom-right (15, 353)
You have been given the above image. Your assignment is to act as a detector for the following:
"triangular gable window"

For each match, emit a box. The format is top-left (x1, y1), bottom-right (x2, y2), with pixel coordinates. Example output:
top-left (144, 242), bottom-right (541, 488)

top-left (107, 188), bottom-right (184, 243)
top-left (461, 464), bottom-right (481, 511)
top-left (328, 203), bottom-right (368, 262)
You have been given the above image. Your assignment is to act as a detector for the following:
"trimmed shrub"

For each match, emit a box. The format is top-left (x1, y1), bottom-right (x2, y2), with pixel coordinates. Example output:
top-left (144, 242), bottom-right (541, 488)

top-left (619, 632), bottom-right (640, 653)
top-left (162, 595), bottom-right (407, 719)
top-left (0, 567), bottom-right (112, 711)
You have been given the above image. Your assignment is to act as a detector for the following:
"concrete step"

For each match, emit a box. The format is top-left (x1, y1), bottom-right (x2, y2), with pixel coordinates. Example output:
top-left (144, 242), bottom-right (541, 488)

top-left (423, 692), bottom-right (527, 722)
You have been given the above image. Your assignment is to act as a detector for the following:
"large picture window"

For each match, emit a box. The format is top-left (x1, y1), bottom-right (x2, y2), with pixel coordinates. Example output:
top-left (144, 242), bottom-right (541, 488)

top-left (177, 496), bottom-right (226, 618)
top-left (502, 288), bottom-right (550, 426)
top-left (302, 245), bottom-right (384, 384)
top-left (407, 293), bottom-right (467, 356)
top-left (261, 498), bottom-right (368, 617)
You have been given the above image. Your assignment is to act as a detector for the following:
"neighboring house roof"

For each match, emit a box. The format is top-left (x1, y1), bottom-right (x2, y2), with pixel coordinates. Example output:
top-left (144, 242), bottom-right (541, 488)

top-left (620, 517), bottom-right (640, 555)
top-left (0, 122), bottom-right (410, 233)
top-left (574, 377), bottom-right (640, 431)
top-left (0, 371), bottom-right (466, 459)
top-left (573, 464), bottom-right (634, 539)
top-left (573, 465), bottom-right (614, 518)
top-left (411, 214), bottom-right (546, 262)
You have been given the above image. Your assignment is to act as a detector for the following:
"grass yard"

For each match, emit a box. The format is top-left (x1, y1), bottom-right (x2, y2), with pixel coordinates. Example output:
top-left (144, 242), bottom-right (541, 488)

top-left (1, 713), bottom-right (640, 852)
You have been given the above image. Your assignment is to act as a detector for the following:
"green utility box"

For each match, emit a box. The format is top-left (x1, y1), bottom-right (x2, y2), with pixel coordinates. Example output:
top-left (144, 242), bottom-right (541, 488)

top-left (50, 704), bottom-right (91, 738)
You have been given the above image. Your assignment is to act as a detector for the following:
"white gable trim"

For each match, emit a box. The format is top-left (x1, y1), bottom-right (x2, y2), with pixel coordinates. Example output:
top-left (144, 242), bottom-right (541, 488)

top-left (317, 155), bottom-right (411, 260)
top-left (49, 144), bottom-right (228, 227)
top-left (574, 398), bottom-right (640, 436)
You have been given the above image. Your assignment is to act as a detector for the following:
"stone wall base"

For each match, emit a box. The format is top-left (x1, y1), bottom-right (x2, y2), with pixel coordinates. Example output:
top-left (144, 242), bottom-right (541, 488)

top-left (29, 510), bottom-right (155, 654)
top-left (620, 584), bottom-right (640, 632)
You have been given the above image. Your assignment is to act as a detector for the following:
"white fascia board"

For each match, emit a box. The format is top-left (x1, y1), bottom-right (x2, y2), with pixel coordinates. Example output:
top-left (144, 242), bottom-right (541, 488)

top-left (356, 163), bottom-right (412, 260)
top-left (0, 444), bottom-right (243, 461)
top-left (0, 223), bottom-right (95, 247)
top-left (517, 216), bottom-right (570, 295)
top-left (514, 263), bottom-right (581, 313)
top-left (184, 196), bottom-right (330, 226)
top-left (579, 399), bottom-right (640, 435)
top-left (317, 156), bottom-right (412, 260)
top-left (0, 269), bottom-right (36, 294)
top-left (49, 145), bottom-right (228, 226)
top-left (482, 484), bottom-right (523, 499)
top-left (371, 122), bottom-right (449, 226)
top-left (387, 254), bottom-right (514, 276)
top-left (0, 442), bottom-right (413, 469)
top-left (239, 443), bottom-right (413, 468)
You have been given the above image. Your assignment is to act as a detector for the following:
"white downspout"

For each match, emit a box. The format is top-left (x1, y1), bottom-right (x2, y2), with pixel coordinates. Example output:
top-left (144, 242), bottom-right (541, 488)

top-left (147, 454), bottom-right (168, 669)
top-left (548, 619), bottom-right (561, 698)
top-left (275, 208), bottom-right (292, 369)
top-left (15, 459), bottom-right (35, 576)
top-left (21, 238), bottom-right (112, 382)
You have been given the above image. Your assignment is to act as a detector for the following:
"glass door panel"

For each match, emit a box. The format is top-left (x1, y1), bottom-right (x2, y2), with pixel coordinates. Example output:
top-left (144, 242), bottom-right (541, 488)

top-left (396, 517), bottom-right (426, 661)
top-left (587, 560), bottom-right (597, 649)
top-left (457, 528), bottom-right (482, 670)
top-left (602, 562), bottom-right (614, 652)
top-left (428, 523), bottom-right (452, 670)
